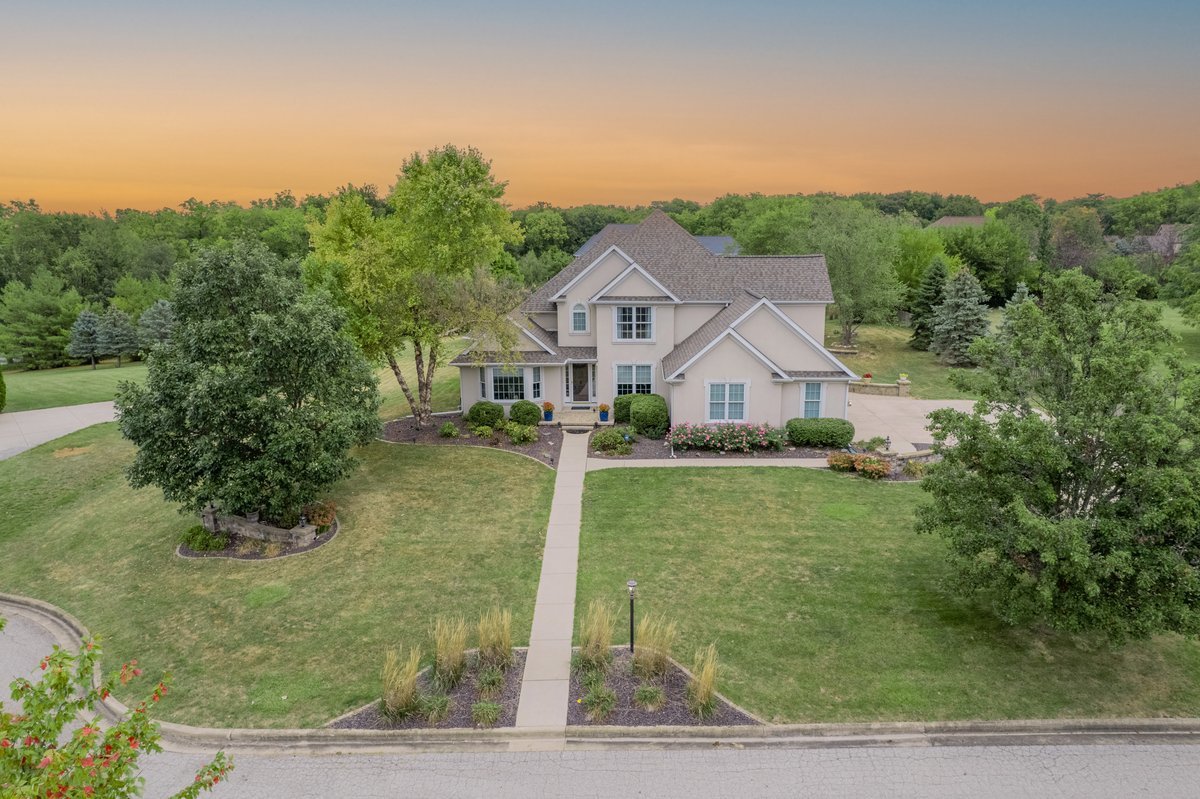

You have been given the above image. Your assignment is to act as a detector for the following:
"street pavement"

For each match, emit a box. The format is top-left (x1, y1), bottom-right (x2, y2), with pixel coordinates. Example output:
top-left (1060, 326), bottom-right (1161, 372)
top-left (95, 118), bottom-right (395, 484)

top-left (0, 400), bottom-right (116, 459)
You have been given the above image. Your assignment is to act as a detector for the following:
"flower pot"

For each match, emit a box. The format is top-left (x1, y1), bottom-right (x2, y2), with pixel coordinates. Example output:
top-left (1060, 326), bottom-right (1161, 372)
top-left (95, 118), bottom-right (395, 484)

top-left (599, 411), bottom-right (609, 422)
top-left (544, 411), bottom-right (553, 421)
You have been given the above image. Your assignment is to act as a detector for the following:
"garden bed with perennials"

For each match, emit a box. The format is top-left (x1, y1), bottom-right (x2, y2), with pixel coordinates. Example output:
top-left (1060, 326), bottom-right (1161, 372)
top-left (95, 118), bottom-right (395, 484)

top-left (383, 414), bottom-right (562, 467)
top-left (589, 430), bottom-right (831, 461)
top-left (329, 650), bottom-right (526, 730)
top-left (567, 648), bottom-right (758, 727)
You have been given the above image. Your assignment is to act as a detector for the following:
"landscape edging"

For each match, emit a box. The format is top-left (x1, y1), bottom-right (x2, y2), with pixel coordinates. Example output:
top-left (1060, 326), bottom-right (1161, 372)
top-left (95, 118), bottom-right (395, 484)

top-left (6, 592), bottom-right (1200, 753)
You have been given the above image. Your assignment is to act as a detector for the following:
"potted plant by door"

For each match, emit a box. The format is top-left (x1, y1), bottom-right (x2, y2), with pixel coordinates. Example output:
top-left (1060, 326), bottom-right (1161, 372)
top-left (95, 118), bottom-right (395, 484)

top-left (598, 403), bottom-right (610, 422)
top-left (542, 401), bottom-right (554, 422)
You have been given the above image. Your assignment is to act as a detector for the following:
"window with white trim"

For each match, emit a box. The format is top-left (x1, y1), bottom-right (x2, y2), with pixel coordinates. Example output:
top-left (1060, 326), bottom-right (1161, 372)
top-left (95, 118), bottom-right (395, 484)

top-left (803, 382), bottom-right (823, 418)
top-left (532, 367), bottom-right (542, 400)
top-left (615, 306), bottom-right (653, 340)
top-left (708, 382), bottom-right (746, 422)
top-left (616, 364), bottom-right (653, 396)
top-left (491, 367), bottom-right (525, 401)
top-left (571, 304), bottom-right (588, 333)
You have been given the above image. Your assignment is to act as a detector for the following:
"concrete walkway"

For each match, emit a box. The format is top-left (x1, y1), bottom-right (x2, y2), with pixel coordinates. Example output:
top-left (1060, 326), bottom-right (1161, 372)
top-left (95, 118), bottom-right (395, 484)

top-left (847, 393), bottom-right (976, 452)
top-left (513, 430), bottom-right (589, 729)
top-left (0, 401), bottom-right (116, 460)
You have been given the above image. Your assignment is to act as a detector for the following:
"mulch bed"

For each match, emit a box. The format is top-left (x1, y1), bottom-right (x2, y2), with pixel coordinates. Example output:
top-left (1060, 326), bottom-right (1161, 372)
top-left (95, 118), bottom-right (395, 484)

top-left (177, 521), bottom-right (339, 561)
top-left (329, 650), bottom-right (526, 730)
top-left (567, 649), bottom-right (758, 727)
top-left (590, 433), bottom-right (832, 461)
top-left (383, 414), bottom-right (563, 468)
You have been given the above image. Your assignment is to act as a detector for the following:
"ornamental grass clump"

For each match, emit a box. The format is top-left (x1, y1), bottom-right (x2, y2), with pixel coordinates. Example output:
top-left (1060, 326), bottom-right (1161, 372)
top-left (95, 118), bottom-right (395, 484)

top-left (477, 664), bottom-right (505, 700)
top-left (634, 683), bottom-right (666, 712)
top-left (578, 600), bottom-right (616, 672)
top-left (478, 606), bottom-right (513, 669)
top-left (419, 693), bottom-right (452, 724)
top-left (432, 615), bottom-right (468, 691)
top-left (472, 700), bottom-right (502, 726)
top-left (687, 644), bottom-right (719, 719)
top-left (632, 615), bottom-right (678, 679)
top-left (381, 646), bottom-right (422, 720)
top-left (582, 682), bottom-right (618, 722)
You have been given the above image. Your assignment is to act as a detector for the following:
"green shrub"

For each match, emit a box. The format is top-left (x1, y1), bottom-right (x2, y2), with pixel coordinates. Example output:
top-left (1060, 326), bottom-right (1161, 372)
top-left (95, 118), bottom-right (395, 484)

top-left (582, 682), bottom-right (618, 722)
top-left (855, 436), bottom-right (888, 452)
top-left (786, 417), bottom-right (855, 448)
top-left (470, 425), bottom-right (495, 440)
top-left (854, 455), bottom-right (891, 479)
top-left (181, 525), bottom-right (228, 552)
top-left (504, 422), bottom-right (538, 445)
top-left (465, 400), bottom-right (504, 428)
top-left (508, 399), bottom-right (541, 426)
top-left (634, 683), bottom-right (666, 712)
top-left (477, 664), bottom-right (504, 700)
top-left (827, 452), bottom-right (857, 471)
top-left (630, 394), bottom-right (669, 439)
top-left (901, 459), bottom-right (928, 478)
top-left (438, 421), bottom-right (459, 438)
top-left (471, 700), bottom-right (502, 726)
top-left (613, 394), bottom-right (635, 424)
top-left (591, 427), bottom-right (633, 455)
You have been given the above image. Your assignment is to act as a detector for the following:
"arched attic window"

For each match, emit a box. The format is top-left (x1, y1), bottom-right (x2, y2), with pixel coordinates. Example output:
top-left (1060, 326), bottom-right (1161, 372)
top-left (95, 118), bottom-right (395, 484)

top-left (571, 303), bottom-right (588, 333)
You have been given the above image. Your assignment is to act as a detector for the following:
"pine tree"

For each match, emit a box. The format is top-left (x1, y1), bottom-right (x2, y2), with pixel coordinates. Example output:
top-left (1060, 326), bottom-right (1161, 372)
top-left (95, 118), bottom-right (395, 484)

top-left (909, 256), bottom-right (949, 350)
top-left (67, 309), bottom-right (102, 368)
top-left (137, 299), bottom-right (175, 352)
top-left (0, 269), bottom-right (82, 369)
top-left (97, 307), bottom-right (139, 367)
top-left (930, 269), bottom-right (990, 366)
top-left (998, 282), bottom-right (1032, 342)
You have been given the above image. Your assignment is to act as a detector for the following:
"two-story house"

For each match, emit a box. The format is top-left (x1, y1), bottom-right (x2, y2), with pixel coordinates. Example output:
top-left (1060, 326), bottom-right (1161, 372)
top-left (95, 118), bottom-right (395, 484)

top-left (451, 210), bottom-right (856, 427)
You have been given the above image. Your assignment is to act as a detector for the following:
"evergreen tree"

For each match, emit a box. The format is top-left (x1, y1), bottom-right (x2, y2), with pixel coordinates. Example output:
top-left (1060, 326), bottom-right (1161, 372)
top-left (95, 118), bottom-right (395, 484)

top-left (909, 255), bottom-right (949, 350)
top-left (930, 269), bottom-right (990, 366)
top-left (137, 298), bottom-right (175, 352)
top-left (0, 269), bottom-right (82, 369)
top-left (97, 307), bottom-right (139, 367)
top-left (67, 308), bottom-right (102, 368)
top-left (998, 282), bottom-right (1032, 342)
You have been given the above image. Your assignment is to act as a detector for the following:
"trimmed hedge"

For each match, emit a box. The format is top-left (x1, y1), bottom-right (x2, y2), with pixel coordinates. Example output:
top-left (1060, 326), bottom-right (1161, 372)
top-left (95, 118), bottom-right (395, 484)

top-left (630, 394), bottom-right (670, 439)
top-left (509, 399), bottom-right (541, 427)
top-left (465, 400), bottom-right (504, 428)
top-left (786, 417), bottom-right (854, 448)
top-left (613, 394), bottom-right (635, 424)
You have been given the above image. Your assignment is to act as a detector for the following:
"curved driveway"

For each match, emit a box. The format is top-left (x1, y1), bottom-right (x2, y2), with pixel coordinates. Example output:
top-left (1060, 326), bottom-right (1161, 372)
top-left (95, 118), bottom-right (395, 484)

top-left (0, 401), bottom-right (116, 460)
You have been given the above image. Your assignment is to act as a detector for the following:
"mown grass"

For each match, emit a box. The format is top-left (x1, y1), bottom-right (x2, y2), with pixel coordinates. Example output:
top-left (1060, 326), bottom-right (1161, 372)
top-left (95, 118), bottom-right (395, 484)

top-left (576, 467), bottom-right (1200, 723)
top-left (374, 339), bottom-right (467, 420)
top-left (0, 423), bottom-right (554, 728)
top-left (2, 360), bottom-right (147, 412)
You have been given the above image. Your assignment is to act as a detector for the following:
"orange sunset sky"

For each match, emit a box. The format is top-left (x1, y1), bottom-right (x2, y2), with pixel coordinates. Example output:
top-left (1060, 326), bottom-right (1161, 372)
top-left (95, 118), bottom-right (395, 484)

top-left (3, 1), bottom-right (1199, 212)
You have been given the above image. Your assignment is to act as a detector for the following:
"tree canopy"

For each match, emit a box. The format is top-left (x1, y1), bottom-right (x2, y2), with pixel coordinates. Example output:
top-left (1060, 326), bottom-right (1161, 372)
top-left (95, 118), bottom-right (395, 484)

top-left (918, 271), bottom-right (1200, 640)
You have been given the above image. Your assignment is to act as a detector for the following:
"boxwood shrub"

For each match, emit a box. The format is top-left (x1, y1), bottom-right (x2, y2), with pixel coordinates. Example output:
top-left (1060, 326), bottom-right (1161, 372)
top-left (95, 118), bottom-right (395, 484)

top-left (465, 400), bottom-right (504, 429)
top-left (592, 427), bottom-right (634, 455)
top-left (508, 399), bottom-right (541, 427)
top-left (613, 394), bottom-right (635, 424)
top-left (786, 417), bottom-right (855, 448)
top-left (630, 394), bottom-right (670, 439)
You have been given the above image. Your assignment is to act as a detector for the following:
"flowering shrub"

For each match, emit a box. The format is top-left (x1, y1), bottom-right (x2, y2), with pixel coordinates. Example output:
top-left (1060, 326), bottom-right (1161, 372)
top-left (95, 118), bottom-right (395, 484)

top-left (667, 423), bottom-right (786, 453)
top-left (853, 455), bottom-right (891, 479)
top-left (0, 617), bottom-right (231, 798)
top-left (305, 500), bottom-right (337, 530)
top-left (827, 452), bottom-right (857, 471)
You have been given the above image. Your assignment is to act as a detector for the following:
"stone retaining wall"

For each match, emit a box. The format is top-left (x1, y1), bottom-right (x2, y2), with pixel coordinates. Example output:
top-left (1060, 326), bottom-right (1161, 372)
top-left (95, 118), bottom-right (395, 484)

top-left (849, 379), bottom-right (911, 397)
top-left (200, 505), bottom-right (317, 547)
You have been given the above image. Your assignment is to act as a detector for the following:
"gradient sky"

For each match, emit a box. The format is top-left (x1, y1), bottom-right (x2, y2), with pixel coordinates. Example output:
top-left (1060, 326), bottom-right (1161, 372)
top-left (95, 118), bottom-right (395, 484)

top-left (3, 0), bottom-right (1199, 212)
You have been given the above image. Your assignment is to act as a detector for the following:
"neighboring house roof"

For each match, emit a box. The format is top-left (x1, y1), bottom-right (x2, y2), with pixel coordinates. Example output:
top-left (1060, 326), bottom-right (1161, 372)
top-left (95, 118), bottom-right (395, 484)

top-left (573, 225), bottom-right (740, 256)
top-left (928, 215), bottom-right (987, 228)
top-left (526, 210), bottom-right (832, 314)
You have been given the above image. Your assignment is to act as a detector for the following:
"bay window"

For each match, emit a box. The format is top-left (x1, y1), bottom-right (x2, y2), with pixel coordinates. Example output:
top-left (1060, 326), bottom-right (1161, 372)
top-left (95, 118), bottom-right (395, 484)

top-left (491, 367), bottom-right (525, 401)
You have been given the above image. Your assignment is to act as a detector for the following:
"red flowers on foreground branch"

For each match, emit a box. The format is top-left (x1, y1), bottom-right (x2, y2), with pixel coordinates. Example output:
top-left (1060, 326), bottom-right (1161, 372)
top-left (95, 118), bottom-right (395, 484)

top-left (0, 616), bottom-right (231, 798)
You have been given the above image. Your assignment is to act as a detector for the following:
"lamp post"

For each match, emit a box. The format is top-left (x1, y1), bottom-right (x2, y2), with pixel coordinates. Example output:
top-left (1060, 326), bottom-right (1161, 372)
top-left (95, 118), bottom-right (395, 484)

top-left (627, 580), bottom-right (637, 653)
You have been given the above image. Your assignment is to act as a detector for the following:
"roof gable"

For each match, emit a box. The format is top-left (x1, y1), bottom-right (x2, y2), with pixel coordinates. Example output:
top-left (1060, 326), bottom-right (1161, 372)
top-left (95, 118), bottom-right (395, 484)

top-left (588, 262), bottom-right (680, 303)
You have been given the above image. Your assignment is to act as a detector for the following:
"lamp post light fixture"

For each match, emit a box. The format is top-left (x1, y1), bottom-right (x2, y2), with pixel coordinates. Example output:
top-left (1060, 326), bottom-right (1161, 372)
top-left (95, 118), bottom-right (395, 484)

top-left (627, 580), bottom-right (637, 653)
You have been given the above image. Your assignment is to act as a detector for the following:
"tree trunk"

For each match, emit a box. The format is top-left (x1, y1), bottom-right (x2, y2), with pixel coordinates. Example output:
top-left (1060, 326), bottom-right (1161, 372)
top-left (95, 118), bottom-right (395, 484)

top-left (386, 351), bottom-right (422, 425)
top-left (416, 341), bottom-right (440, 428)
top-left (91, 356), bottom-right (96, 370)
top-left (840, 321), bottom-right (856, 347)
top-left (116, 354), bottom-right (122, 368)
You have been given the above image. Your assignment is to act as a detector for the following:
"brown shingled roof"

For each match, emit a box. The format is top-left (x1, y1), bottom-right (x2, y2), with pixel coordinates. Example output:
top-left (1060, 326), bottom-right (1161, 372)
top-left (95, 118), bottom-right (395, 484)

top-left (928, 215), bottom-right (987, 228)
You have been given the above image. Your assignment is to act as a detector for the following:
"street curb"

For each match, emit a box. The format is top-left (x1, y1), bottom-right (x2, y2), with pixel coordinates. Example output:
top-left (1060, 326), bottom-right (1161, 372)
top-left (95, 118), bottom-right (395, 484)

top-left (6, 592), bottom-right (1200, 754)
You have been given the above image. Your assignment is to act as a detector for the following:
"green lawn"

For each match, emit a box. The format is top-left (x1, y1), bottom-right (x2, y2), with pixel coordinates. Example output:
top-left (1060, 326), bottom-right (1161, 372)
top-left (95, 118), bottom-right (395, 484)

top-left (0, 424), bottom-right (554, 728)
top-left (1, 361), bottom-right (147, 413)
top-left (1157, 302), bottom-right (1200, 367)
top-left (375, 340), bottom-right (466, 421)
top-left (833, 325), bottom-right (975, 400)
top-left (577, 468), bottom-right (1200, 723)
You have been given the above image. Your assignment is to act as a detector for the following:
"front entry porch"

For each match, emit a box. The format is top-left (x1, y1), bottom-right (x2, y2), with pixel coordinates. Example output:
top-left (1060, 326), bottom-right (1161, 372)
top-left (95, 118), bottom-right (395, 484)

top-left (564, 362), bottom-right (597, 409)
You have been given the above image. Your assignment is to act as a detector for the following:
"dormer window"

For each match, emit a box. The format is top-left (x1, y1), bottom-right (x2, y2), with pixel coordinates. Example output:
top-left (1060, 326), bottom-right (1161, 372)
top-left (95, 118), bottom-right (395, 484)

top-left (615, 306), bottom-right (653, 341)
top-left (571, 303), bottom-right (588, 333)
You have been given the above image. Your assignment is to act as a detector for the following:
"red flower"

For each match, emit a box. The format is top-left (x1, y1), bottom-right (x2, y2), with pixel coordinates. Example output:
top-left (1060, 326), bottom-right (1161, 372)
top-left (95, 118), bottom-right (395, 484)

top-left (0, 739), bottom-right (10, 748)
top-left (81, 755), bottom-right (94, 767)
top-left (37, 755), bottom-right (52, 768)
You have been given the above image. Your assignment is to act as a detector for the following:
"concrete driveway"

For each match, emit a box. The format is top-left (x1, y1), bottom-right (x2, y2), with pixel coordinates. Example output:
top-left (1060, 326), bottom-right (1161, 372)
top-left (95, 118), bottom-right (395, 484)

top-left (847, 393), bottom-right (977, 452)
top-left (0, 401), bottom-right (116, 460)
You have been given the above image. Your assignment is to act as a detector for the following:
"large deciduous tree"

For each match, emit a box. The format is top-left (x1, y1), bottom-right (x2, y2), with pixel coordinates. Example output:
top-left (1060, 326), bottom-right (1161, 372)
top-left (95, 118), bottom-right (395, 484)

top-left (918, 271), bottom-right (1200, 640)
top-left (116, 241), bottom-right (380, 522)
top-left (306, 145), bottom-right (524, 427)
